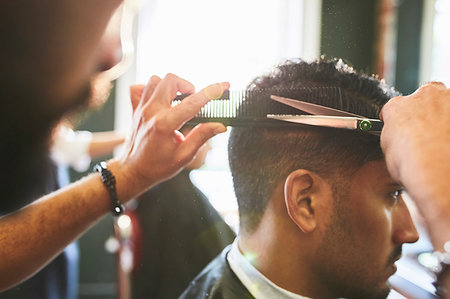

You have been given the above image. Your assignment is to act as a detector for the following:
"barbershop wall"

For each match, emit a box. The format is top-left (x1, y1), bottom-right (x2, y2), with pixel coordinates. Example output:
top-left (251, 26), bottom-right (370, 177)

top-left (320, 0), bottom-right (425, 94)
top-left (320, 0), bottom-right (425, 95)
top-left (395, 0), bottom-right (423, 94)
top-left (321, 0), bottom-right (377, 73)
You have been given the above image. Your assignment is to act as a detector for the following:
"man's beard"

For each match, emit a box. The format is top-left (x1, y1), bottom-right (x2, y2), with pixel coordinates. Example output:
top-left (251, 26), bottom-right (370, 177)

top-left (0, 80), bottom-right (93, 213)
top-left (316, 195), bottom-right (397, 299)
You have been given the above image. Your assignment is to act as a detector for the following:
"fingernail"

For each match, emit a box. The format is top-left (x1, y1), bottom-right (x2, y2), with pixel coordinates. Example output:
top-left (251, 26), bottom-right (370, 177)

top-left (204, 83), bottom-right (225, 100)
top-left (213, 124), bottom-right (227, 134)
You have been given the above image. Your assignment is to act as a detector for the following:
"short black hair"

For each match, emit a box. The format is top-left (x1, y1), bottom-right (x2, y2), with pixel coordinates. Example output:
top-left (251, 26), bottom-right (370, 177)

top-left (228, 58), bottom-right (399, 234)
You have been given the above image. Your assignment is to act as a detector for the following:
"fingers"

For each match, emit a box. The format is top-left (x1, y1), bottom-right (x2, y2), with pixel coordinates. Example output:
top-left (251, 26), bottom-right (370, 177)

top-left (129, 84), bottom-right (145, 112)
top-left (165, 82), bottom-right (230, 130)
top-left (379, 95), bottom-right (401, 121)
top-left (144, 73), bottom-right (195, 112)
top-left (129, 75), bottom-right (162, 114)
top-left (140, 75), bottom-right (162, 107)
top-left (380, 81), bottom-right (448, 120)
top-left (177, 123), bottom-right (227, 163)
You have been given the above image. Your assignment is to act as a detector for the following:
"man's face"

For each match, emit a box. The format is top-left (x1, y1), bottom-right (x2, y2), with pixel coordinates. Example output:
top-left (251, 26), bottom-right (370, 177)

top-left (316, 160), bottom-right (419, 299)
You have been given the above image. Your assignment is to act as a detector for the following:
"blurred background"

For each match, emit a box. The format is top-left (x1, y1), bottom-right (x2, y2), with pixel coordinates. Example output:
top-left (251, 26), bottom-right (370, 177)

top-left (68, 0), bottom-right (449, 298)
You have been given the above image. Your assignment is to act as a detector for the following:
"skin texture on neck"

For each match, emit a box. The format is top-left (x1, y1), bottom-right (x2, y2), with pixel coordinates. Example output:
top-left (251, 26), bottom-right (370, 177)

top-left (238, 183), bottom-right (336, 299)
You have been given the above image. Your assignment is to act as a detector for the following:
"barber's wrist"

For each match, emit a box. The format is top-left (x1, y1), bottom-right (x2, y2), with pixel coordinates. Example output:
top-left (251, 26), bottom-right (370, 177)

top-left (103, 158), bottom-right (151, 202)
top-left (94, 161), bottom-right (124, 216)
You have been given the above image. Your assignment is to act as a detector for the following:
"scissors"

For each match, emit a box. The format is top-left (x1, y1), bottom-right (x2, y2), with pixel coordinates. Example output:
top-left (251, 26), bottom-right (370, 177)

top-left (267, 95), bottom-right (383, 134)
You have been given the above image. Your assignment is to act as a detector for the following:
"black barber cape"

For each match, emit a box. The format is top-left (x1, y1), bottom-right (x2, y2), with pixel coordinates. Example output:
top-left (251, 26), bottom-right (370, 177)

top-left (132, 170), bottom-right (236, 299)
top-left (180, 246), bottom-right (254, 299)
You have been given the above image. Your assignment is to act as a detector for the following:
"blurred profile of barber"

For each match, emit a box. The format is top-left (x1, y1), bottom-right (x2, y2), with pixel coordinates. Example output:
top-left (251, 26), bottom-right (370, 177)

top-left (0, 0), bottom-right (228, 291)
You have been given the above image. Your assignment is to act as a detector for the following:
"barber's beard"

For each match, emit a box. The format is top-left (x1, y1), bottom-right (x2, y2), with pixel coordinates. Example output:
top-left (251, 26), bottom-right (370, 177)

top-left (88, 74), bottom-right (113, 108)
top-left (63, 75), bottom-right (113, 126)
top-left (0, 77), bottom-right (108, 213)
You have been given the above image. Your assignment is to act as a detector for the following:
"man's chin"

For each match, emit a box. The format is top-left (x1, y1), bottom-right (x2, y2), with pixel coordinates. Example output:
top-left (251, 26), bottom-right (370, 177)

top-left (370, 279), bottom-right (392, 299)
top-left (341, 280), bottom-right (391, 299)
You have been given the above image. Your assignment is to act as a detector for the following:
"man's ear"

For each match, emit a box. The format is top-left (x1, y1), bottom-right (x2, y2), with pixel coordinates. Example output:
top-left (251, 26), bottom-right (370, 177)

top-left (284, 169), bottom-right (327, 233)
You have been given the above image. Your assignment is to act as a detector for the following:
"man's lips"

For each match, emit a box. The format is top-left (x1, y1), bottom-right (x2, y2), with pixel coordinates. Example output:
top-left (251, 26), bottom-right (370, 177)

top-left (387, 250), bottom-right (402, 276)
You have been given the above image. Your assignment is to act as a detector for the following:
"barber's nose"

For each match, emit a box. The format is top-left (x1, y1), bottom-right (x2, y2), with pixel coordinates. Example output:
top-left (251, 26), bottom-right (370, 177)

top-left (98, 39), bottom-right (123, 72)
top-left (392, 199), bottom-right (420, 244)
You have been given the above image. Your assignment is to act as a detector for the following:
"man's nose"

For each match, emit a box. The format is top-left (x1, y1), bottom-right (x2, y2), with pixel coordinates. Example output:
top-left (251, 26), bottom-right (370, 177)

top-left (392, 198), bottom-right (420, 244)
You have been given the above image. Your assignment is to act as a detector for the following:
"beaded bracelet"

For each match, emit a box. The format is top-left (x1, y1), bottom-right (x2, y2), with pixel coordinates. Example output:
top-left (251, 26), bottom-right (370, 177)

top-left (94, 161), bottom-right (125, 216)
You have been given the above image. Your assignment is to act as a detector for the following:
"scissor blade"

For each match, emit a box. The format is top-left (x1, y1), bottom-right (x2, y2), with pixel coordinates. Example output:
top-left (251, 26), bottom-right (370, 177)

top-left (267, 115), bottom-right (383, 133)
top-left (270, 95), bottom-right (362, 117)
top-left (267, 115), bottom-right (357, 129)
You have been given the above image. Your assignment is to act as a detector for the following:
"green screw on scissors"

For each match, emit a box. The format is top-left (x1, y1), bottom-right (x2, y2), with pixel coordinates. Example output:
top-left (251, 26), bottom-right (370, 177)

top-left (359, 120), bottom-right (372, 131)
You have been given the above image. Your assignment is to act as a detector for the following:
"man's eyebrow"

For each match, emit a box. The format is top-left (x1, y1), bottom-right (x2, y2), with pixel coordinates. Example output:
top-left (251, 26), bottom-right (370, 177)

top-left (388, 182), bottom-right (404, 189)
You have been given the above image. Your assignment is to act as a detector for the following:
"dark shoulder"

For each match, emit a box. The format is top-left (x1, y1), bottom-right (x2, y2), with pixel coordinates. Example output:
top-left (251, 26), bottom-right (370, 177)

top-left (179, 246), bottom-right (254, 299)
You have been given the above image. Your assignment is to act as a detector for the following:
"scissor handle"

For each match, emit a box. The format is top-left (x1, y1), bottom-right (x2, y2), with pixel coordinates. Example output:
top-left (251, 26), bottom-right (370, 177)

top-left (357, 119), bottom-right (383, 132)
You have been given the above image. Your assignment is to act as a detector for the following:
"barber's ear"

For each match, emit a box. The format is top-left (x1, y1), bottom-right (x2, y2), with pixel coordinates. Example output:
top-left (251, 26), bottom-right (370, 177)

top-left (284, 169), bottom-right (326, 233)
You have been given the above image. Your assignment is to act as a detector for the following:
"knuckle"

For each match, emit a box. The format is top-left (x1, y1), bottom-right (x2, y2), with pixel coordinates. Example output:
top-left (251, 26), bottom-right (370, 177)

top-left (383, 95), bottom-right (402, 110)
top-left (197, 127), bottom-right (212, 143)
top-left (150, 75), bottom-right (161, 83)
top-left (389, 95), bottom-right (404, 102)
top-left (152, 115), bottom-right (168, 132)
top-left (164, 73), bottom-right (177, 81)
top-left (418, 82), bottom-right (442, 94)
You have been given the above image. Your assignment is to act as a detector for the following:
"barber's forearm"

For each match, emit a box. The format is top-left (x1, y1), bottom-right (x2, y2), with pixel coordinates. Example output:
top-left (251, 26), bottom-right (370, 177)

top-left (88, 131), bottom-right (126, 158)
top-left (0, 160), bottom-right (143, 292)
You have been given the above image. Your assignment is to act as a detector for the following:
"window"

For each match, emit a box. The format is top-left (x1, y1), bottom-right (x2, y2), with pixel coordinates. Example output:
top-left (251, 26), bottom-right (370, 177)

top-left (430, 0), bottom-right (450, 85)
top-left (420, 0), bottom-right (450, 85)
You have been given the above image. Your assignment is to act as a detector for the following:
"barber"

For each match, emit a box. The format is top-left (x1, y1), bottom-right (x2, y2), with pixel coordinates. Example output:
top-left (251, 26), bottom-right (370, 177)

top-left (0, 0), bottom-right (228, 291)
top-left (380, 82), bottom-right (450, 296)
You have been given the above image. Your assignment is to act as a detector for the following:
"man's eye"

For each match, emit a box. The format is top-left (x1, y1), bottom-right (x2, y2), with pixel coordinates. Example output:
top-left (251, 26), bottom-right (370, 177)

top-left (388, 189), bottom-right (404, 202)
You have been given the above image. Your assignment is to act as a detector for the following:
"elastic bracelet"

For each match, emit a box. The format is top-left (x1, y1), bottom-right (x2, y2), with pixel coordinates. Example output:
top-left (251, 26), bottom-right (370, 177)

top-left (433, 241), bottom-right (450, 297)
top-left (94, 161), bottom-right (125, 216)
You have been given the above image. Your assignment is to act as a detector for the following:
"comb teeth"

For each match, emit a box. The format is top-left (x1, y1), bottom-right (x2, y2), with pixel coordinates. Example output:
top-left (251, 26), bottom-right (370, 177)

top-left (172, 87), bottom-right (377, 127)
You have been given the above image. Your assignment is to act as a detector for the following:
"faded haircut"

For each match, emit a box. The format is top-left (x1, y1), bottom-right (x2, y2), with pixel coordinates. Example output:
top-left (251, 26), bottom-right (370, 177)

top-left (228, 58), bottom-right (399, 235)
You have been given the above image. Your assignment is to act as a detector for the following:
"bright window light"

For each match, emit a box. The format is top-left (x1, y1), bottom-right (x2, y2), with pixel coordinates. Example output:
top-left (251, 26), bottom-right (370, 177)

top-left (431, 0), bottom-right (450, 85)
top-left (136, 0), bottom-right (309, 89)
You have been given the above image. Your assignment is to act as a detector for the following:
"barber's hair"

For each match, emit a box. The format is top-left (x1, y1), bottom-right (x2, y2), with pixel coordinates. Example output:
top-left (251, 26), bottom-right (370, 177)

top-left (228, 58), bottom-right (399, 234)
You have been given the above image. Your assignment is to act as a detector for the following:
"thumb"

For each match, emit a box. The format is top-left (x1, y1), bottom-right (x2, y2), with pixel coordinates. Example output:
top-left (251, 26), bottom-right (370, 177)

top-left (177, 123), bottom-right (226, 164)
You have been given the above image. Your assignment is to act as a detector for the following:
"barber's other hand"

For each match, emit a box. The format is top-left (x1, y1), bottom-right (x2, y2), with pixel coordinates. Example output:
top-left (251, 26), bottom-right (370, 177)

top-left (117, 74), bottom-right (229, 197)
top-left (380, 82), bottom-right (450, 229)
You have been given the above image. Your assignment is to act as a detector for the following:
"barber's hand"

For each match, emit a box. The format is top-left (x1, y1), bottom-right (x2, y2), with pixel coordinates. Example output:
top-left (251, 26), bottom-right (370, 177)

top-left (380, 82), bottom-right (450, 248)
top-left (117, 73), bottom-right (229, 197)
top-left (380, 82), bottom-right (450, 186)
